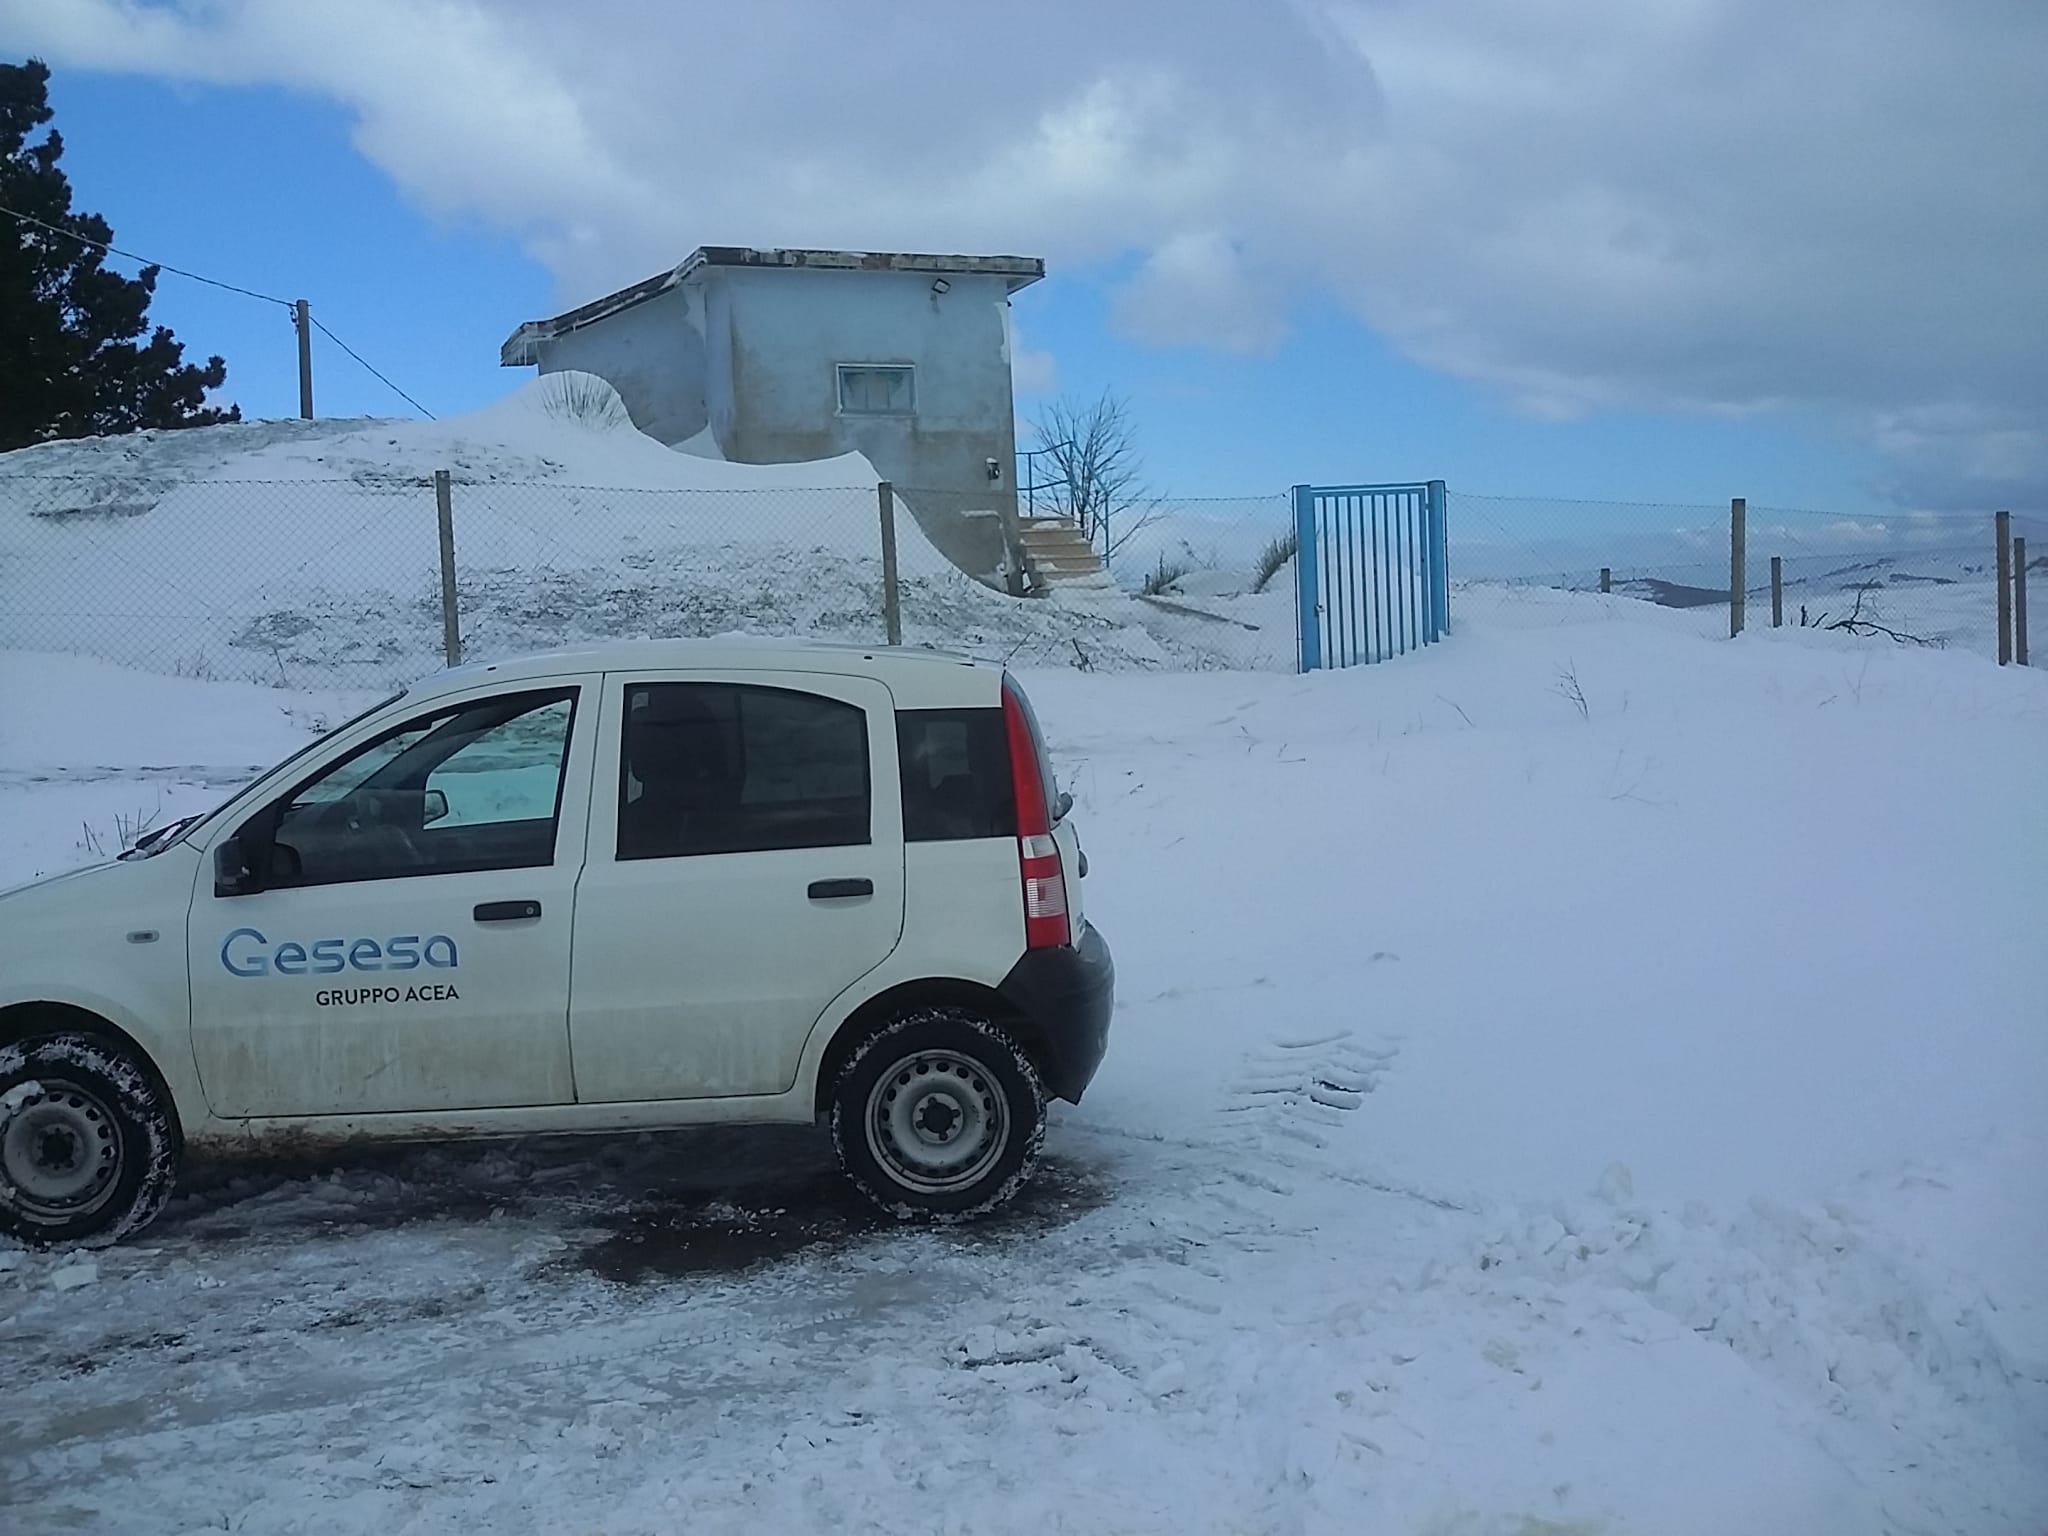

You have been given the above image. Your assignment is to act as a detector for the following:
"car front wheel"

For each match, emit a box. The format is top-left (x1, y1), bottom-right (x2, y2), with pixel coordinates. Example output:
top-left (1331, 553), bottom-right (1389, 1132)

top-left (830, 1008), bottom-right (1047, 1221)
top-left (0, 1032), bottom-right (181, 1248)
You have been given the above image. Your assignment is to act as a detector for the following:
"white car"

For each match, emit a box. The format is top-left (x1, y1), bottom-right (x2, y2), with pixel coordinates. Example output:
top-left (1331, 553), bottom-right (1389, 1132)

top-left (0, 641), bottom-right (1113, 1247)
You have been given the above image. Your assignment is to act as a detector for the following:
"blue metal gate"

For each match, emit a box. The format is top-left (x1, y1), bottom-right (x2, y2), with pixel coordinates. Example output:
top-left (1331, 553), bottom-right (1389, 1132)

top-left (1292, 481), bottom-right (1449, 671)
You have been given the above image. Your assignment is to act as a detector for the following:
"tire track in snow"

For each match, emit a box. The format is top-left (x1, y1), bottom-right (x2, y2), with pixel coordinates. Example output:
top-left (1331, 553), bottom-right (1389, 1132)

top-left (13, 1294), bottom-right (865, 1470)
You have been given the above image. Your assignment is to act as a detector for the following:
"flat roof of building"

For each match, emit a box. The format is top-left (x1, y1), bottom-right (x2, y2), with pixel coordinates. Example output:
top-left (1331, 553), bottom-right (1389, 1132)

top-left (500, 246), bottom-right (1046, 365)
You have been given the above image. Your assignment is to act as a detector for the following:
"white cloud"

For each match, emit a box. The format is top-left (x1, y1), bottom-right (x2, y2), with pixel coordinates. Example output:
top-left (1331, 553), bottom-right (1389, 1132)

top-left (1010, 339), bottom-right (1058, 399)
top-left (6, 0), bottom-right (2042, 504)
top-left (1869, 402), bottom-right (2046, 513)
top-left (1112, 231), bottom-right (1290, 354)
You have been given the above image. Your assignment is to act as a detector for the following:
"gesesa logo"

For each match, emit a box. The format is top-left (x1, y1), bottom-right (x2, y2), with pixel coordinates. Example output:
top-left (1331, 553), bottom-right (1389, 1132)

top-left (221, 927), bottom-right (458, 978)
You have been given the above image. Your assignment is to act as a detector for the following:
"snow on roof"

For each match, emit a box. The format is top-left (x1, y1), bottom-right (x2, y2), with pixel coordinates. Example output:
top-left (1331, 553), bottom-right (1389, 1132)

top-left (501, 247), bottom-right (1046, 365)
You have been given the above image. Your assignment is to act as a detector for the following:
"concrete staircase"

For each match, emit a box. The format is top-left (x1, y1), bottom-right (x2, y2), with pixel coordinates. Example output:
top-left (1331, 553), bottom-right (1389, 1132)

top-left (1017, 517), bottom-right (1117, 594)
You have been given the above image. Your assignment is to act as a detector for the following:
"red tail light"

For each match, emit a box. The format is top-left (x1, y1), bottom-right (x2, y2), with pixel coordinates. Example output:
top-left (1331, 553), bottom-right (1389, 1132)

top-left (1003, 676), bottom-right (1070, 949)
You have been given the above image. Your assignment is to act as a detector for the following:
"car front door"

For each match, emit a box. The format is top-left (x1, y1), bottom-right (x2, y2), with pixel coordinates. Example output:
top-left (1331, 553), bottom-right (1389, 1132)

top-left (187, 682), bottom-right (596, 1119)
top-left (568, 671), bottom-right (906, 1102)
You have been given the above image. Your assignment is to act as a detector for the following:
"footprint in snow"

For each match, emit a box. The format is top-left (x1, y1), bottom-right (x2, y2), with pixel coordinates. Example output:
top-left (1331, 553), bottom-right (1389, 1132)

top-left (1226, 1029), bottom-right (1400, 1126)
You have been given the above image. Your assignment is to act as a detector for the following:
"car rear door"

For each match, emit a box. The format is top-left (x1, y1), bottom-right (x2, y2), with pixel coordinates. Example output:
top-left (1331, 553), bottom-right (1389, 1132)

top-left (567, 669), bottom-right (905, 1102)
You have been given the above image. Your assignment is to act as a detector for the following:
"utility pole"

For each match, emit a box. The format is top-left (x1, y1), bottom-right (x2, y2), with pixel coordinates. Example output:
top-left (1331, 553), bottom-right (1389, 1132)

top-left (294, 299), bottom-right (313, 420)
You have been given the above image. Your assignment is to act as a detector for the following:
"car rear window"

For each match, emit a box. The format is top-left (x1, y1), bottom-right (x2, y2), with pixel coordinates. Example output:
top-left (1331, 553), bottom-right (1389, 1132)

top-left (618, 682), bottom-right (871, 859)
top-left (897, 708), bottom-right (1014, 842)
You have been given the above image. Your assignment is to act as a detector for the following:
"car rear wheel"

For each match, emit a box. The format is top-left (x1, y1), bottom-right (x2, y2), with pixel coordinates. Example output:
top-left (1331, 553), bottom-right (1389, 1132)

top-left (830, 1008), bottom-right (1046, 1221)
top-left (0, 1033), bottom-right (181, 1248)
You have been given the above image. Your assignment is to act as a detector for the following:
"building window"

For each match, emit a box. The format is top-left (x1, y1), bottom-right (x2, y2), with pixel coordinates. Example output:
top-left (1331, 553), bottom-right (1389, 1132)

top-left (837, 364), bottom-right (915, 416)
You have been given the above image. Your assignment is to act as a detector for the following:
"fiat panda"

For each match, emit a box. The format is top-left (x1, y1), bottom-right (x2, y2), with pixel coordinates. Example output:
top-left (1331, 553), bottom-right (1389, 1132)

top-left (0, 641), bottom-right (1112, 1246)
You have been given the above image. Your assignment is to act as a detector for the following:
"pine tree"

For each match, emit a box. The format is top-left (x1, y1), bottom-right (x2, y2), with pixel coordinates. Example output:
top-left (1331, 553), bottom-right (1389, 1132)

top-left (0, 58), bottom-right (240, 452)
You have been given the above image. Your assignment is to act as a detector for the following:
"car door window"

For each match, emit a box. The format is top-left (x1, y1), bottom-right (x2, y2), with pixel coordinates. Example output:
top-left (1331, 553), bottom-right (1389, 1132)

top-left (261, 690), bottom-right (577, 887)
top-left (617, 682), bottom-right (869, 859)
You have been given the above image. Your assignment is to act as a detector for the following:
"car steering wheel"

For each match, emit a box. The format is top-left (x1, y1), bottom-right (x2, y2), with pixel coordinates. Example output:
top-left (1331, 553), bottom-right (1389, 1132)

top-left (337, 796), bottom-right (431, 872)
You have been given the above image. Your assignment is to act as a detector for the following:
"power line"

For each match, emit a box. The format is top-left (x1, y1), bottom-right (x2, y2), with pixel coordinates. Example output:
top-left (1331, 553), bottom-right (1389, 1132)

top-left (0, 200), bottom-right (436, 419)
top-left (0, 199), bottom-right (291, 308)
top-left (309, 315), bottom-right (436, 419)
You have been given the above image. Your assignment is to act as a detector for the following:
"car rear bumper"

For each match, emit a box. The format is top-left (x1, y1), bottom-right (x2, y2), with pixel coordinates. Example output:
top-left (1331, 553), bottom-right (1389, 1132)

top-left (999, 920), bottom-right (1114, 1103)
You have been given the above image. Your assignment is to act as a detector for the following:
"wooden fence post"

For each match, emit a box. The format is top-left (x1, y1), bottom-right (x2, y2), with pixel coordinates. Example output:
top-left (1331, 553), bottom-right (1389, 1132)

top-left (1730, 497), bottom-right (1746, 637)
top-left (434, 469), bottom-right (462, 668)
top-left (294, 299), bottom-right (313, 420)
top-left (1771, 556), bottom-right (1783, 628)
top-left (1599, 567), bottom-right (1611, 594)
top-left (876, 481), bottom-right (903, 646)
top-left (2014, 535), bottom-right (2029, 667)
top-left (1995, 510), bottom-right (2012, 665)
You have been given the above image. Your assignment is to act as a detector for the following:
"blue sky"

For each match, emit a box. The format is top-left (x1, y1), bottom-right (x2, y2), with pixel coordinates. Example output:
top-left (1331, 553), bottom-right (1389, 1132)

top-left (45, 73), bottom-right (551, 426)
top-left (42, 68), bottom-right (1890, 514)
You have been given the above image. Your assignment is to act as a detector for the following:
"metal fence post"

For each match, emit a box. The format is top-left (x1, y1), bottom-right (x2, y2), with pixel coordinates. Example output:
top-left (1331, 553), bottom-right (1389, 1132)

top-left (876, 481), bottom-right (903, 646)
top-left (1995, 510), bottom-right (2012, 665)
top-left (997, 496), bottom-right (1028, 598)
top-left (1729, 497), bottom-right (1746, 638)
top-left (1771, 555), bottom-right (1783, 628)
top-left (1426, 479), bottom-right (1449, 639)
top-left (1599, 567), bottom-right (1611, 595)
top-left (434, 469), bottom-right (462, 668)
top-left (1292, 485), bottom-right (1320, 672)
top-left (2014, 535), bottom-right (2029, 666)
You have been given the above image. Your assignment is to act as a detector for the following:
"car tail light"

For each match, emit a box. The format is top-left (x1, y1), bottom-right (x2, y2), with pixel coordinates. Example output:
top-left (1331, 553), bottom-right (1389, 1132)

top-left (1003, 676), bottom-right (1070, 949)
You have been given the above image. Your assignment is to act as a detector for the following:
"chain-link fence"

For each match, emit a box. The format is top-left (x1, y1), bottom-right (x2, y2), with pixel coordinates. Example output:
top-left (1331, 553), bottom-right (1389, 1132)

top-left (1086, 494), bottom-right (1300, 671)
top-left (0, 471), bottom-right (1302, 689)
top-left (5, 466), bottom-right (2033, 690)
top-left (1449, 492), bottom-right (2038, 662)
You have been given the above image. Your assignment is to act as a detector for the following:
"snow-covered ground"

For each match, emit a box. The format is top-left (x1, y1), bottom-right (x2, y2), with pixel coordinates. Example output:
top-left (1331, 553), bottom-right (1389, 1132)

top-left (1473, 544), bottom-right (2029, 663)
top-left (1097, 496), bottom-right (2031, 674)
top-left (3, 592), bottom-right (2044, 1533)
top-left (8, 384), bottom-right (2025, 688)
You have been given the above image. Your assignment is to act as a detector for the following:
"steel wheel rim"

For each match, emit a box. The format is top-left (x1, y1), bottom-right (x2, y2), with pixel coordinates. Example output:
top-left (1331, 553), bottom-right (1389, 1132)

top-left (864, 1047), bottom-right (1009, 1195)
top-left (1, 1077), bottom-right (125, 1224)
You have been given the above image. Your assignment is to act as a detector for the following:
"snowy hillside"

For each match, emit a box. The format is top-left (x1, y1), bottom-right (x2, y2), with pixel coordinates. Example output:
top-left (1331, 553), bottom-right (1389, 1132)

top-left (3, 597), bottom-right (2044, 1533)
top-left (0, 377), bottom-right (1226, 687)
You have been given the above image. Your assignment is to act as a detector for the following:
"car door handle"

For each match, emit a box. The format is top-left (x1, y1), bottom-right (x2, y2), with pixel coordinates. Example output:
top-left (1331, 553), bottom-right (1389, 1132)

top-left (807, 878), bottom-right (874, 900)
top-left (474, 900), bottom-right (542, 923)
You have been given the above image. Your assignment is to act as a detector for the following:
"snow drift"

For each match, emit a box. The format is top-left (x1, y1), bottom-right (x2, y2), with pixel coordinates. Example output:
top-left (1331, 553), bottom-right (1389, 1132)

top-left (0, 375), bottom-right (1204, 687)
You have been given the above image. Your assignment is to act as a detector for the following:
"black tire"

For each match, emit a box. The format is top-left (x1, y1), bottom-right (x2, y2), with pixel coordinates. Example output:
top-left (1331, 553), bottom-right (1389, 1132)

top-left (0, 1032), bottom-right (181, 1249)
top-left (830, 1008), bottom-right (1047, 1221)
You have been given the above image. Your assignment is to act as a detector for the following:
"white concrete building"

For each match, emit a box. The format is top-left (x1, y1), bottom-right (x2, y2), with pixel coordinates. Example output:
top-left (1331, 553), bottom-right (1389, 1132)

top-left (500, 247), bottom-right (1046, 581)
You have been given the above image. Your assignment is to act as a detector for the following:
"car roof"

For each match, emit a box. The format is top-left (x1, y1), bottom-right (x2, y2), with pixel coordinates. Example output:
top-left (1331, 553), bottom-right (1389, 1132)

top-left (405, 637), bottom-right (993, 702)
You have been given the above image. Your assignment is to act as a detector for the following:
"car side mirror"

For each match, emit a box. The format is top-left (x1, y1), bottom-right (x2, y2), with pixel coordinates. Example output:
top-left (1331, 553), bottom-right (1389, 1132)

top-left (1054, 790), bottom-right (1074, 824)
top-left (422, 788), bottom-right (449, 826)
top-left (213, 835), bottom-right (261, 897)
